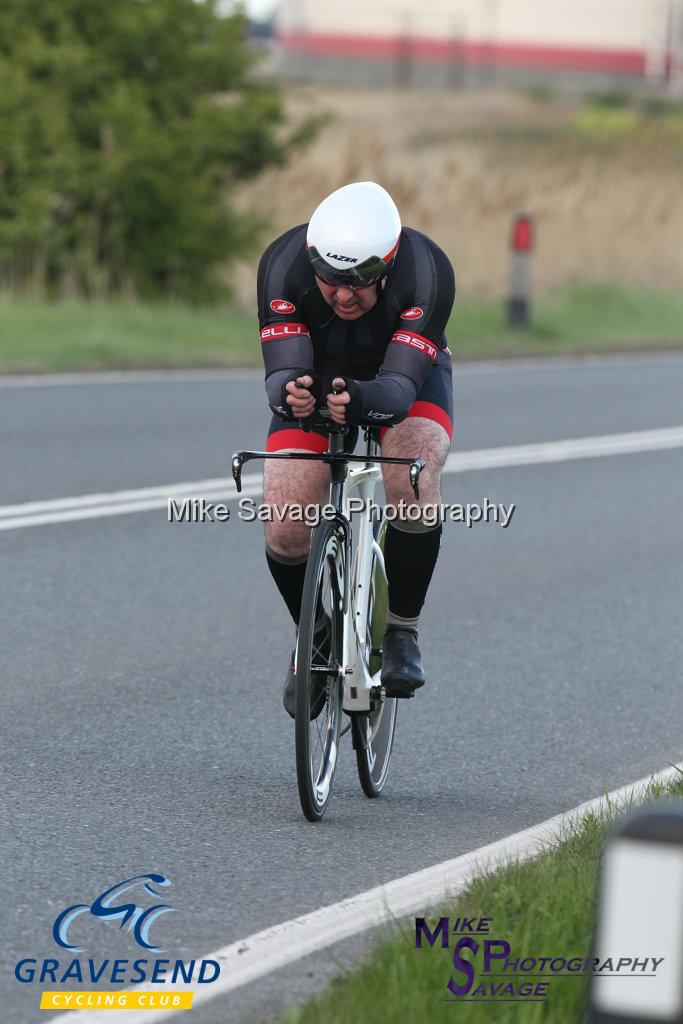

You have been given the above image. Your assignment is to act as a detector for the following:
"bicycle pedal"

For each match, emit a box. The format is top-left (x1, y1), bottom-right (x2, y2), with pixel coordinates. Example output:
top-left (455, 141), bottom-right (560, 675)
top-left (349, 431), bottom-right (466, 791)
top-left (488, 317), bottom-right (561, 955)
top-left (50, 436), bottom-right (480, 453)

top-left (383, 686), bottom-right (416, 699)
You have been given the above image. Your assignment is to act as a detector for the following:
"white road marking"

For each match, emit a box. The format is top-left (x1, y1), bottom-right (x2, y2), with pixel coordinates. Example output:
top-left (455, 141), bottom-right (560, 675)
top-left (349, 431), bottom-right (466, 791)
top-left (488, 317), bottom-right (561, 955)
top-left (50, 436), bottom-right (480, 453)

top-left (44, 762), bottom-right (683, 1023)
top-left (0, 480), bottom-right (263, 530)
top-left (0, 478), bottom-right (244, 517)
top-left (2, 426), bottom-right (683, 532)
top-left (442, 425), bottom-right (683, 472)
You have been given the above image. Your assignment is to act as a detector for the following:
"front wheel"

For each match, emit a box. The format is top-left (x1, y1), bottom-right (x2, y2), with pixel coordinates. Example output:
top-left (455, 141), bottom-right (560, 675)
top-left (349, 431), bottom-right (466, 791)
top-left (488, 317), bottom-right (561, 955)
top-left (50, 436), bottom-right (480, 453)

top-left (295, 520), bottom-right (345, 822)
top-left (354, 517), bottom-right (398, 798)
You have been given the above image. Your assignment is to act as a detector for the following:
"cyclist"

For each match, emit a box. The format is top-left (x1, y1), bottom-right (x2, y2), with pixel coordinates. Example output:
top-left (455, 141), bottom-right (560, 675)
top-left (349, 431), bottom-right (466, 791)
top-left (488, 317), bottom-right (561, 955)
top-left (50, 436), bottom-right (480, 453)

top-left (257, 181), bottom-right (455, 718)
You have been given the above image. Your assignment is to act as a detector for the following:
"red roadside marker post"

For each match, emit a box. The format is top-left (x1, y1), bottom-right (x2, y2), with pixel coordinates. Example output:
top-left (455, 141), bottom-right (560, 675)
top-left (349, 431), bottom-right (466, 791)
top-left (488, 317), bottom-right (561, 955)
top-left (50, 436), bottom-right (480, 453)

top-left (507, 214), bottom-right (534, 329)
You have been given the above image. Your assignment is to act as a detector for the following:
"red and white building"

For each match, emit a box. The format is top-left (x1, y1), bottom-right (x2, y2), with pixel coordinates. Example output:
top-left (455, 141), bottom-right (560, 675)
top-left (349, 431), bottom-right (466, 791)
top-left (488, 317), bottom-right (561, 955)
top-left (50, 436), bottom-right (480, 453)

top-left (275, 0), bottom-right (683, 88)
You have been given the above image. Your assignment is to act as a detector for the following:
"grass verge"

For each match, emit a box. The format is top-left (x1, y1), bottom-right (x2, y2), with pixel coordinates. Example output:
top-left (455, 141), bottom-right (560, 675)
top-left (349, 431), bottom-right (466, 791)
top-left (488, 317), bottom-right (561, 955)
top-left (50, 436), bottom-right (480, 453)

top-left (453, 285), bottom-right (683, 359)
top-left (280, 770), bottom-right (683, 1024)
top-left (0, 300), bottom-right (256, 373)
top-left (0, 285), bottom-right (682, 374)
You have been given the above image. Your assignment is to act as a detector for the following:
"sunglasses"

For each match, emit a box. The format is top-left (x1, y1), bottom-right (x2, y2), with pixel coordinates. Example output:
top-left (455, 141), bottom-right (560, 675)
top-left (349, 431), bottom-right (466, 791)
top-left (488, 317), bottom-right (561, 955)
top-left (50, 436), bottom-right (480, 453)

top-left (308, 246), bottom-right (390, 289)
top-left (314, 271), bottom-right (384, 291)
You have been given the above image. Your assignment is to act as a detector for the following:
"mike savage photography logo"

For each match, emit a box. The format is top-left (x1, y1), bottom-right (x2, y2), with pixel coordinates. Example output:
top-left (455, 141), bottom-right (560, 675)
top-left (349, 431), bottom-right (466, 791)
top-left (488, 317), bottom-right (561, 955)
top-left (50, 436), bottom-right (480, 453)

top-left (15, 873), bottom-right (219, 1012)
top-left (168, 497), bottom-right (516, 529)
top-left (415, 915), bottom-right (666, 1004)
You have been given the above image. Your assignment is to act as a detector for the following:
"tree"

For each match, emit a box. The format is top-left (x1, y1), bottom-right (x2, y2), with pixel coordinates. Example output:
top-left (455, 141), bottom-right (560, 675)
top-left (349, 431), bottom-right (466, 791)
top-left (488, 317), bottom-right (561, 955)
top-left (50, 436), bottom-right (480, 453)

top-left (0, 0), bottom-right (285, 300)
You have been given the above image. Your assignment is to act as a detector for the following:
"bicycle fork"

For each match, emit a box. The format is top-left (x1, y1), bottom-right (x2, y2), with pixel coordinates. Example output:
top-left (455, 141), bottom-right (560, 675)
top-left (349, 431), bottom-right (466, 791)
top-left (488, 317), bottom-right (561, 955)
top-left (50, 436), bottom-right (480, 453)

top-left (339, 466), bottom-right (384, 715)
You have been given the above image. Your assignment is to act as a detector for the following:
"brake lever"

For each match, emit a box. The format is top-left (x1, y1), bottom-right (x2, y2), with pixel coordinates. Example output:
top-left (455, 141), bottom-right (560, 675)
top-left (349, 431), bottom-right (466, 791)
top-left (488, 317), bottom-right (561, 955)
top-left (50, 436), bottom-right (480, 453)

top-left (409, 458), bottom-right (426, 500)
top-left (232, 452), bottom-right (247, 492)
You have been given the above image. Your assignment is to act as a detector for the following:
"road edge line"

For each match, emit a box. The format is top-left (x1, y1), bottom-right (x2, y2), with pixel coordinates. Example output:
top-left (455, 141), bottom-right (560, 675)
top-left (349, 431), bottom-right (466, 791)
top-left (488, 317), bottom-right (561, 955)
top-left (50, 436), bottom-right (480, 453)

top-left (45, 761), bottom-right (683, 1023)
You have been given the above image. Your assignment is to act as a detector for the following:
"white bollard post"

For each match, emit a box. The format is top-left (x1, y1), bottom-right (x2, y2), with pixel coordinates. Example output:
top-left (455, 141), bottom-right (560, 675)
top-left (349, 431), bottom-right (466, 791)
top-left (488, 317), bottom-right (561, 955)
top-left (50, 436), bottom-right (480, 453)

top-left (587, 804), bottom-right (683, 1024)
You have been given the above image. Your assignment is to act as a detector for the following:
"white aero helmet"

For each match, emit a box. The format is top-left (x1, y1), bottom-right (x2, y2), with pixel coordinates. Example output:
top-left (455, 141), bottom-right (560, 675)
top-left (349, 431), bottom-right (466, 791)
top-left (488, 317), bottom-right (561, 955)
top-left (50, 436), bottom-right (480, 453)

top-left (306, 181), bottom-right (401, 287)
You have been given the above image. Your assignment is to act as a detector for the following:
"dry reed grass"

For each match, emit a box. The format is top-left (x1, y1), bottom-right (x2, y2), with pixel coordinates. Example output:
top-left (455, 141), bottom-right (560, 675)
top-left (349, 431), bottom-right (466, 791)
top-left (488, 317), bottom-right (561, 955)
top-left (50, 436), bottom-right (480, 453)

top-left (231, 87), bottom-right (683, 309)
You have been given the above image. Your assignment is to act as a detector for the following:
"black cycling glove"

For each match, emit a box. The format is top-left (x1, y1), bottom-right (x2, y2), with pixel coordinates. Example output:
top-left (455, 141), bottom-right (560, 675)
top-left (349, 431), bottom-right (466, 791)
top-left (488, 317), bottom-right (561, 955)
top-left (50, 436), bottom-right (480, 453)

top-left (279, 371), bottom-right (322, 415)
top-left (335, 377), bottom-right (365, 423)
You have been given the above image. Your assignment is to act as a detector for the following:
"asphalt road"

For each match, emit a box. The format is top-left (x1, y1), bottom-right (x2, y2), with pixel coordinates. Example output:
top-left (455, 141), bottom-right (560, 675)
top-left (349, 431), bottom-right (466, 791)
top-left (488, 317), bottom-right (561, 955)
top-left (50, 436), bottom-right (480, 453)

top-left (1, 354), bottom-right (682, 1023)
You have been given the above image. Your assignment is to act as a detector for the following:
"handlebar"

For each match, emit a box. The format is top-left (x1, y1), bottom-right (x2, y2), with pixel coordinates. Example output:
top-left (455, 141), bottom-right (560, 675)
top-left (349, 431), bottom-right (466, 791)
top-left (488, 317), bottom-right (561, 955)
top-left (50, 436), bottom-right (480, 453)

top-left (231, 448), bottom-right (426, 500)
top-left (254, 383), bottom-right (426, 497)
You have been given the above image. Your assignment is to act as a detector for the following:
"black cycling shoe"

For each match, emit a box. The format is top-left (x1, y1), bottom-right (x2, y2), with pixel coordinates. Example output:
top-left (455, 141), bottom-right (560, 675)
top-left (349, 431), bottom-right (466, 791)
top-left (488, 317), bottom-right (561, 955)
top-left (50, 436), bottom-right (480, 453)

top-left (282, 617), bottom-right (332, 720)
top-left (380, 626), bottom-right (426, 698)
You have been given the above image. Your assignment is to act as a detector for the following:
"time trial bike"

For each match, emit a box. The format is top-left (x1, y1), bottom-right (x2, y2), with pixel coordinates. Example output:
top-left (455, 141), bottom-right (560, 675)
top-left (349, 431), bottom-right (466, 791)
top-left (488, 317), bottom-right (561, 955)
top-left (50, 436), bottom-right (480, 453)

top-left (232, 418), bottom-right (425, 821)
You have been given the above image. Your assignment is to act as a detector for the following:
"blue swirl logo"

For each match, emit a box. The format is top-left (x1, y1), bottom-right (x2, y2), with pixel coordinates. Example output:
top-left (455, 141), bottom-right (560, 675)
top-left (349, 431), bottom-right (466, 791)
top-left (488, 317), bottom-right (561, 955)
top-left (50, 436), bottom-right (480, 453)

top-left (53, 874), bottom-right (175, 953)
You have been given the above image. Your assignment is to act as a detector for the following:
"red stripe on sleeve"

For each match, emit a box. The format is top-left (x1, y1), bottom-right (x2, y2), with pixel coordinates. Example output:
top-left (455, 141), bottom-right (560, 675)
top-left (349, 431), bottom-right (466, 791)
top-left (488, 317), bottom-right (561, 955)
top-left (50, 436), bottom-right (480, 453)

top-left (260, 323), bottom-right (309, 342)
top-left (390, 330), bottom-right (438, 361)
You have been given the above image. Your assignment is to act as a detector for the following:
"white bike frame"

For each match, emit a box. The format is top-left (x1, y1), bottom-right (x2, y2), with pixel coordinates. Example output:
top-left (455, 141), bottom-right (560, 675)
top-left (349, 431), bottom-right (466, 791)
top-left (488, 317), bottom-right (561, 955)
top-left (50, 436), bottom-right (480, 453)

top-left (231, 423), bottom-right (424, 716)
top-left (335, 443), bottom-right (387, 714)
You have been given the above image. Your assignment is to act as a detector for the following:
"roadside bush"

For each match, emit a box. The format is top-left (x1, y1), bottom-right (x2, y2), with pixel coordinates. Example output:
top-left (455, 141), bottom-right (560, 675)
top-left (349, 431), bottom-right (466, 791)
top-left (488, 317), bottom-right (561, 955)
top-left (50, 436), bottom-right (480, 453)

top-left (0, 0), bottom-right (285, 300)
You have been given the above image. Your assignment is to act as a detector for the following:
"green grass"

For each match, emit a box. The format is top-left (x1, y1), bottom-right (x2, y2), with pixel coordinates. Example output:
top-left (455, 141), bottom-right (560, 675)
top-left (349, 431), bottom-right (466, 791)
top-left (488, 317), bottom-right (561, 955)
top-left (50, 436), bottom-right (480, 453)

top-left (0, 299), bottom-right (256, 373)
top-left (452, 285), bottom-right (683, 359)
top-left (1, 285), bottom-right (682, 373)
top-left (279, 771), bottom-right (683, 1024)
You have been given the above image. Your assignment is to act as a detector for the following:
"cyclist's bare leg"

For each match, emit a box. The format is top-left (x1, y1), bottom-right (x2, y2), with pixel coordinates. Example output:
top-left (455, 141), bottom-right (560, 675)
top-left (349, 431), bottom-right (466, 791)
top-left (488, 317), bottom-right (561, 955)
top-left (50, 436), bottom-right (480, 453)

top-left (379, 416), bottom-right (450, 691)
top-left (263, 451), bottom-right (329, 558)
top-left (380, 417), bottom-right (449, 511)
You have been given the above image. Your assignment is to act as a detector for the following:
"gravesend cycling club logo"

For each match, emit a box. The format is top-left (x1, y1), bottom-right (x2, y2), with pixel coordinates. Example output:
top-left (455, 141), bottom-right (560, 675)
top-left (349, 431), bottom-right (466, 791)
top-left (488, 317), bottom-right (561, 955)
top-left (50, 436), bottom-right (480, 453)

top-left (14, 873), bottom-right (220, 1012)
top-left (53, 873), bottom-right (175, 953)
top-left (415, 915), bottom-right (666, 1003)
top-left (400, 306), bottom-right (424, 319)
top-left (270, 298), bottom-right (295, 314)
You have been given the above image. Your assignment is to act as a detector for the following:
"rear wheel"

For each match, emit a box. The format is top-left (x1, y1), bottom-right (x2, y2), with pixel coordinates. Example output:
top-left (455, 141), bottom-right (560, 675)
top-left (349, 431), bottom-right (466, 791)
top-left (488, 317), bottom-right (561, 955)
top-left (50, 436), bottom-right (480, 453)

top-left (295, 520), bottom-right (345, 822)
top-left (353, 518), bottom-right (398, 798)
